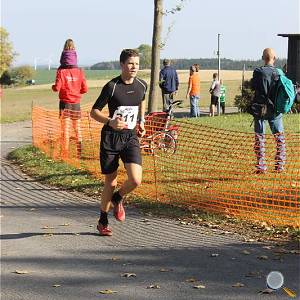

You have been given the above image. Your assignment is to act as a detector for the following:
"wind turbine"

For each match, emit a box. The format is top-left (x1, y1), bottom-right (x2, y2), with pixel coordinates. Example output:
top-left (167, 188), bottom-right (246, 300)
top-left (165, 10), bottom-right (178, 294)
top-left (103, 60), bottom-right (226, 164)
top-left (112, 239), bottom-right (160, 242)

top-left (34, 57), bottom-right (39, 70)
top-left (47, 55), bottom-right (52, 70)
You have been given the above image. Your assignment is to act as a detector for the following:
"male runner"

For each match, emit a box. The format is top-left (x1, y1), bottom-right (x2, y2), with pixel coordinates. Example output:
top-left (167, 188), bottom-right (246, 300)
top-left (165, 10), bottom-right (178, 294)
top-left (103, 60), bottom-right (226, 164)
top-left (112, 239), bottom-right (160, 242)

top-left (90, 49), bottom-right (147, 236)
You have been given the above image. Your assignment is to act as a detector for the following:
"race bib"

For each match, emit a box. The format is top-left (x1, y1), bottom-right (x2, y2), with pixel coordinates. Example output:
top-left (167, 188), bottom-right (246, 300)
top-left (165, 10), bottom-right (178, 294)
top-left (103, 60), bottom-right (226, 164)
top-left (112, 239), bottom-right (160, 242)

top-left (112, 106), bottom-right (139, 129)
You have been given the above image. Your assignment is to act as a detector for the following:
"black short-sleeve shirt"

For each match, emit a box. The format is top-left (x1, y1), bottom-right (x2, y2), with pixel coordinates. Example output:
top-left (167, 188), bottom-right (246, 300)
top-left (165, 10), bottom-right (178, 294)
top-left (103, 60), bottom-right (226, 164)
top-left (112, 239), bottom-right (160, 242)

top-left (92, 76), bottom-right (147, 118)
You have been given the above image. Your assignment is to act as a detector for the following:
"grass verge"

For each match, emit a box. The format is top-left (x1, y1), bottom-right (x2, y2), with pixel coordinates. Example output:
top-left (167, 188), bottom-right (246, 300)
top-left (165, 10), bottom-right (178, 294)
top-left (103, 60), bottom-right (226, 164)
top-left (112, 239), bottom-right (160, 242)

top-left (7, 145), bottom-right (300, 243)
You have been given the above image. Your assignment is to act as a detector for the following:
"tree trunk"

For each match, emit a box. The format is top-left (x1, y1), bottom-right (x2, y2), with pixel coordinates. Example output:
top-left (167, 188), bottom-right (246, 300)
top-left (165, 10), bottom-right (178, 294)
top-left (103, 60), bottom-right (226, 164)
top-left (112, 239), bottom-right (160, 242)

top-left (148, 0), bottom-right (163, 113)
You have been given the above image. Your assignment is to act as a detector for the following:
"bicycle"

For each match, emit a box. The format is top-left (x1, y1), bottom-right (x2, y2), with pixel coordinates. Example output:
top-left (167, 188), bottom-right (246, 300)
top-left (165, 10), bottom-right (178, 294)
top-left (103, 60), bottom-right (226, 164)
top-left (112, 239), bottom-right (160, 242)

top-left (139, 100), bottom-right (183, 156)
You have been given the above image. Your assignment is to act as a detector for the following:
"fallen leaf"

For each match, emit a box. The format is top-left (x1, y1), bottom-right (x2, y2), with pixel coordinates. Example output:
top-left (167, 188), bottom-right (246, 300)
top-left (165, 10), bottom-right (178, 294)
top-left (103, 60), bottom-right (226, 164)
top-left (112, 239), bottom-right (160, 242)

top-left (244, 238), bottom-right (256, 242)
top-left (147, 284), bottom-right (160, 289)
top-left (259, 288), bottom-right (274, 294)
top-left (73, 233), bottom-right (80, 236)
top-left (99, 289), bottom-right (118, 294)
top-left (43, 233), bottom-right (53, 237)
top-left (121, 273), bottom-right (136, 278)
top-left (185, 278), bottom-right (197, 283)
top-left (262, 245), bottom-right (274, 250)
top-left (52, 284), bottom-right (61, 288)
top-left (283, 287), bottom-right (297, 298)
top-left (41, 226), bottom-right (55, 229)
top-left (245, 271), bottom-right (262, 278)
top-left (211, 253), bottom-right (219, 257)
top-left (111, 257), bottom-right (119, 261)
top-left (60, 223), bottom-right (70, 226)
top-left (159, 268), bottom-right (172, 272)
top-left (232, 282), bottom-right (245, 287)
top-left (257, 255), bottom-right (268, 260)
top-left (29, 208), bottom-right (36, 211)
top-left (242, 250), bottom-right (251, 255)
top-left (14, 270), bottom-right (29, 274)
top-left (193, 285), bottom-right (206, 289)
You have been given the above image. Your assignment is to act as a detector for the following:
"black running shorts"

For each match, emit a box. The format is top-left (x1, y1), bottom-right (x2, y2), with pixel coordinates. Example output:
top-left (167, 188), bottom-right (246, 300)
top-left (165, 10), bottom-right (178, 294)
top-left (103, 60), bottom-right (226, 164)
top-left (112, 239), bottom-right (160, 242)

top-left (210, 95), bottom-right (219, 106)
top-left (100, 127), bottom-right (142, 174)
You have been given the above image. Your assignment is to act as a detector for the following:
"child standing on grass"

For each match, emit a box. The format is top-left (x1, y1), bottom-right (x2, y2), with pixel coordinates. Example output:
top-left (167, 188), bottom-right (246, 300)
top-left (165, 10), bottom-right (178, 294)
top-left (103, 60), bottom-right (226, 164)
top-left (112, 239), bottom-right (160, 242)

top-left (52, 39), bottom-right (88, 159)
top-left (219, 79), bottom-right (226, 114)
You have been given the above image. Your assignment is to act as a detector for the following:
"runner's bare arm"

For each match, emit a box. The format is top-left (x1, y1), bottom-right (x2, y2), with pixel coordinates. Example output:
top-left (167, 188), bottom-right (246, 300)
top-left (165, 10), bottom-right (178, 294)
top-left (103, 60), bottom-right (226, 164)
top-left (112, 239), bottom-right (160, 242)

top-left (138, 101), bottom-right (146, 137)
top-left (90, 109), bottom-right (126, 130)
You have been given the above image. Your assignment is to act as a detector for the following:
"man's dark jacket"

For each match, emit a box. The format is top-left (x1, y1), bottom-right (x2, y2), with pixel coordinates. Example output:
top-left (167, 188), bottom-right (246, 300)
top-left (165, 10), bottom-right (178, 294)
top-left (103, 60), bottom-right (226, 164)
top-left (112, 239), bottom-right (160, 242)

top-left (159, 66), bottom-right (179, 94)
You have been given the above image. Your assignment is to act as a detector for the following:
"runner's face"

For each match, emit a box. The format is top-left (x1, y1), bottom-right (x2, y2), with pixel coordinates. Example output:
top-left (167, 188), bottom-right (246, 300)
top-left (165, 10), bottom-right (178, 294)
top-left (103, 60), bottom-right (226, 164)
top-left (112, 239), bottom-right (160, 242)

top-left (121, 56), bottom-right (139, 79)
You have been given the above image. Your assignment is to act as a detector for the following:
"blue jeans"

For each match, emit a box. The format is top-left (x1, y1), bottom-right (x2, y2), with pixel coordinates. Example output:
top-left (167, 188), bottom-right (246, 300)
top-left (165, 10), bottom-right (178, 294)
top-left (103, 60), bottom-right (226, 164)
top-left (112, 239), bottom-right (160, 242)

top-left (190, 95), bottom-right (200, 117)
top-left (254, 113), bottom-right (286, 171)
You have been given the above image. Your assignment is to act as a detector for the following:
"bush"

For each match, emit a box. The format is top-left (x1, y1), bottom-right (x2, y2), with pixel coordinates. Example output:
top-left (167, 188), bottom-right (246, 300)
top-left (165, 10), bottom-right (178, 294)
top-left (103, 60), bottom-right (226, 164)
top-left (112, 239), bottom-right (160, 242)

top-left (0, 70), bottom-right (12, 86)
top-left (234, 80), bottom-right (254, 112)
top-left (10, 65), bottom-right (35, 85)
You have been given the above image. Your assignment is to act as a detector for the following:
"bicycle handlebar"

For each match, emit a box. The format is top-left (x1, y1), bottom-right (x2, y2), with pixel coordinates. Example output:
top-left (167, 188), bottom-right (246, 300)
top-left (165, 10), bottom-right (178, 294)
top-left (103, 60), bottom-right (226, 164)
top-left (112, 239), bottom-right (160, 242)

top-left (170, 100), bottom-right (183, 107)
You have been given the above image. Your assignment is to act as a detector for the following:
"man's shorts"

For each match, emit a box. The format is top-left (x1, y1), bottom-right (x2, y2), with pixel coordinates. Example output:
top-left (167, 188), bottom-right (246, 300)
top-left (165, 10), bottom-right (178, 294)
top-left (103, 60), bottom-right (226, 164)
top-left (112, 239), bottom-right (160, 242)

top-left (210, 95), bottom-right (219, 106)
top-left (59, 101), bottom-right (81, 120)
top-left (100, 127), bottom-right (142, 174)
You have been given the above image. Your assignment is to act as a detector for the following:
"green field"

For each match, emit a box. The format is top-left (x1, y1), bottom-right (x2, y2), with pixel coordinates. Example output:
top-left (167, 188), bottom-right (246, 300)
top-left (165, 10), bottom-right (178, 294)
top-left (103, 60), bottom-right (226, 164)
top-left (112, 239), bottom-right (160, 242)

top-left (1, 69), bottom-right (299, 133)
top-left (1, 79), bottom-right (241, 123)
top-left (30, 69), bottom-right (120, 85)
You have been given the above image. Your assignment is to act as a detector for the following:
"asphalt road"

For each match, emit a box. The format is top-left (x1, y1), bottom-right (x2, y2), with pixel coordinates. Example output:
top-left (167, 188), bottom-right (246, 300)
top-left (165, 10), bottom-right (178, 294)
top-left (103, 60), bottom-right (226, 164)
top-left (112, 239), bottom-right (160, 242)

top-left (1, 121), bottom-right (299, 300)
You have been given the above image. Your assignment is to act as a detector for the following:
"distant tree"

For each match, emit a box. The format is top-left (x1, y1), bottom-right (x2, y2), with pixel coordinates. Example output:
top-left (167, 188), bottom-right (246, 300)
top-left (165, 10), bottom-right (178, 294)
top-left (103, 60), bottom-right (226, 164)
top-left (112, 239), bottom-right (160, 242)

top-left (234, 80), bottom-right (254, 112)
top-left (137, 44), bottom-right (152, 69)
top-left (0, 27), bottom-right (17, 76)
top-left (10, 66), bottom-right (35, 85)
top-left (0, 70), bottom-right (12, 86)
top-left (90, 61), bottom-right (119, 70)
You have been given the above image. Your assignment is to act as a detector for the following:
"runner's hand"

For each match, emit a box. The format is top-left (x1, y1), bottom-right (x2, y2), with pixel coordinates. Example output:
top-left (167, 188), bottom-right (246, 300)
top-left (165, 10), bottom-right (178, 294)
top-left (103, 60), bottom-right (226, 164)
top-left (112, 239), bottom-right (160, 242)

top-left (109, 117), bottom-right (127, 130)
top-left (137, 122), bottom-right (146, 137)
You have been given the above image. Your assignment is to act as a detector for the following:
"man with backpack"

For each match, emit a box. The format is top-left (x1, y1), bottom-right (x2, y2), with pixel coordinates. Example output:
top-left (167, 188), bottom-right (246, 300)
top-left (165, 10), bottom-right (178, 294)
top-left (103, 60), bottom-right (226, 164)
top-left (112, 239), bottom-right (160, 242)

top-left (251, 48), bottom-right (286, 174)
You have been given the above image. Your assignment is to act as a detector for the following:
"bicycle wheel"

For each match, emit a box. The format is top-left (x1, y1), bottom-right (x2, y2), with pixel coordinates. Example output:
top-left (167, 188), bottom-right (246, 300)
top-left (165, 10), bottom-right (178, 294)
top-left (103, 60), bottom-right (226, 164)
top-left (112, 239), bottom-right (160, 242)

top-left (152, 132), bottom-right (176, 156)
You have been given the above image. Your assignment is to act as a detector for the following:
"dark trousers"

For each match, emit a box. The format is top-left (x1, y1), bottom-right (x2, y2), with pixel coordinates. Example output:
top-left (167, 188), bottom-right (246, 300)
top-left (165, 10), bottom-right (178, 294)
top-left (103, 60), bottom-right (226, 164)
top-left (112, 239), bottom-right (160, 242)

top-left (220, 102), bottom-right (225, 114)
top-left (162, 92), bottom-right (174, 112)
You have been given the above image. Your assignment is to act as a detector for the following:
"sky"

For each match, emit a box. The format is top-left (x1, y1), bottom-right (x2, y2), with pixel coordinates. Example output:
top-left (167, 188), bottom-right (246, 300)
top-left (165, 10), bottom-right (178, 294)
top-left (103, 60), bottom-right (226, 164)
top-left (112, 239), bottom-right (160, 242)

top-left (1, 0), bottom-right (300, 67)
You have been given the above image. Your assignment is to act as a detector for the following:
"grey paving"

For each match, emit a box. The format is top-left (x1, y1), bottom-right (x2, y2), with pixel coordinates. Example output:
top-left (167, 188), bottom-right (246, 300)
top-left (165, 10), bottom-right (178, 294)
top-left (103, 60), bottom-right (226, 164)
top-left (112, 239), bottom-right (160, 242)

top-left (1, 121), bottom-right (299, 300)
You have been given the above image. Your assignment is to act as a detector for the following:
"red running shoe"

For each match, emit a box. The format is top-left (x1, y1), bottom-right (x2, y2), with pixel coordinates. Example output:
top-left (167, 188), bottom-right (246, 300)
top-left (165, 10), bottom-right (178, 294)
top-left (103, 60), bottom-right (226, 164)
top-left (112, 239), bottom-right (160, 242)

top-left (97, 223), bottom-right (112, 236)
top-left (113, 201), bottom-right (125, 222)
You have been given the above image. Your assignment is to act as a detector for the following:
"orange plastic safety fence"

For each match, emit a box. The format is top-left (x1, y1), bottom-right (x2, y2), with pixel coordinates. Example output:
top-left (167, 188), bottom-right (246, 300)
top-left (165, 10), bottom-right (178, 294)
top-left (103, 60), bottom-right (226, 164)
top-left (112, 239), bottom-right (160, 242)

top-left (32, 106), bottom-right (300, 227)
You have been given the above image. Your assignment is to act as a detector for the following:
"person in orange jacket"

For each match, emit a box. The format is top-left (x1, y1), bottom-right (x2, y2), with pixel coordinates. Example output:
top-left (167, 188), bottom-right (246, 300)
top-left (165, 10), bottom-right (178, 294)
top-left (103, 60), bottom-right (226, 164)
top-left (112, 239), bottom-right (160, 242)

top-left (52, 39), bottom-right (88, 159)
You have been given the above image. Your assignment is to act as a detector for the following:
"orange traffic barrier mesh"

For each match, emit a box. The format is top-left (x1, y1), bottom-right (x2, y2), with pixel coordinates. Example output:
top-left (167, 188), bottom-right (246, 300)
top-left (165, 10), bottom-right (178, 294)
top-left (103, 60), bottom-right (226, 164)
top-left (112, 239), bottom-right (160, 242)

top-left (32, 106), bottom-right (300, 227)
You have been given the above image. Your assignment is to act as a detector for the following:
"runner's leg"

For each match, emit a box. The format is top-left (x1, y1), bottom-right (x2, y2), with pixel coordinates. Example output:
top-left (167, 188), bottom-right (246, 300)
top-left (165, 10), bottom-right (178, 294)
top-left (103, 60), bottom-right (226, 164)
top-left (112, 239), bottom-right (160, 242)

top-left (101, 171), bottom-right (118, 212)
top-left (119, 163), bottom-right (142, 197)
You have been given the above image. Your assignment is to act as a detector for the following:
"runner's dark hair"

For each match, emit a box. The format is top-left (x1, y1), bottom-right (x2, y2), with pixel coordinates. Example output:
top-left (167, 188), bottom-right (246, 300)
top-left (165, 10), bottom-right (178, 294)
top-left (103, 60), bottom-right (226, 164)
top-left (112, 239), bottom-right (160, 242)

top-left (120, 49), bottom-right (139, 64)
